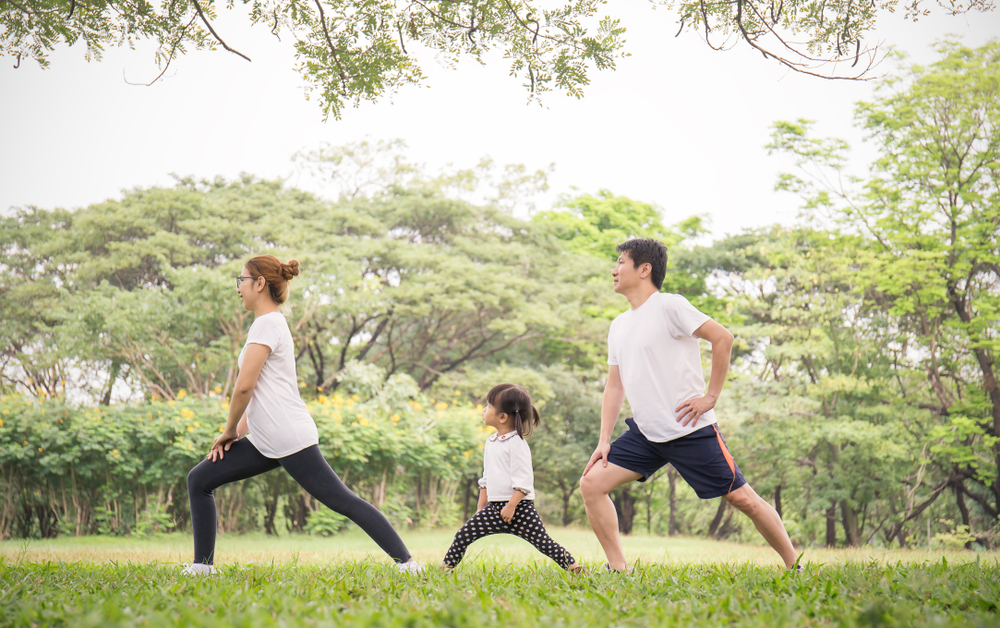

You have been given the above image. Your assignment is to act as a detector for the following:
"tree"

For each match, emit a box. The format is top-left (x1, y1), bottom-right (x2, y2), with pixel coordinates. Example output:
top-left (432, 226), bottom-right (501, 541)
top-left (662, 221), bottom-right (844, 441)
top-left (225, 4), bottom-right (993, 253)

top-left (768, 39), bottom-right (1000, 545)
top-left (4, 1), bottom-right (994, 120)
top-left (672, 0), bottom-right (991, 80)
top-left (0, 0), bottom-right (627, 119)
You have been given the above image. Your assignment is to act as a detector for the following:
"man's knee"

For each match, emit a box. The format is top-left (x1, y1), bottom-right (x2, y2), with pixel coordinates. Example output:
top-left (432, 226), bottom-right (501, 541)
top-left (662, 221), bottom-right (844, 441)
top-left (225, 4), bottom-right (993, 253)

top-left (725, 485), bottom-right (764, 516)
top-left (579, 473), bottom-right (607, 503)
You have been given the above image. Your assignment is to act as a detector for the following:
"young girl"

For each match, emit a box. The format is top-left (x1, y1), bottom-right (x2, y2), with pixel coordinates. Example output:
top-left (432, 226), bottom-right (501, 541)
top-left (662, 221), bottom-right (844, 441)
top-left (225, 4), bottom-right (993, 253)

top-left (183, 255), bottom-right (421, 574)
top-left (442, 383), bottom-right (582, 571)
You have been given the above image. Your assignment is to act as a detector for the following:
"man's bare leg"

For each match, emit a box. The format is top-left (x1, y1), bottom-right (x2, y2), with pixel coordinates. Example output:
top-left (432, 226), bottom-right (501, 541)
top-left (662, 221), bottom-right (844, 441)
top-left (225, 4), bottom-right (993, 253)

top-left (580, 463), bottom-right (642, 571)
top-left (723, 483), bottom-right (798, 569)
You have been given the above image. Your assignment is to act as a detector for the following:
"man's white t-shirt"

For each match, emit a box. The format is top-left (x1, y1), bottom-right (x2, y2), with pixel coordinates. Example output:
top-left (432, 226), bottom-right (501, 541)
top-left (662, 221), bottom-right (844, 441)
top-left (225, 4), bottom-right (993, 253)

top-left (238, 312), bottom-right (319, 458)
top-left (607, 292), bottom-right (715, 443)
top-left (477, 431), bottom-right (536, 501)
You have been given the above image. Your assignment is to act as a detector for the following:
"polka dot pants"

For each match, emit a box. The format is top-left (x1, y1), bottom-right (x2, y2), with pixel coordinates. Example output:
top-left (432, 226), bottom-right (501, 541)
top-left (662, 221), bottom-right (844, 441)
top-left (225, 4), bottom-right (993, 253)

top-left (443, 500), bottom-right (576, 569)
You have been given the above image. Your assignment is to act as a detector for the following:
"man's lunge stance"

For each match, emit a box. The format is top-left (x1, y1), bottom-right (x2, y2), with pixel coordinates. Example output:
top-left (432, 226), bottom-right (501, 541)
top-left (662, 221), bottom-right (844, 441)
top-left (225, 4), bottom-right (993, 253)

top-left (580, 238), bottom-right (798, 572)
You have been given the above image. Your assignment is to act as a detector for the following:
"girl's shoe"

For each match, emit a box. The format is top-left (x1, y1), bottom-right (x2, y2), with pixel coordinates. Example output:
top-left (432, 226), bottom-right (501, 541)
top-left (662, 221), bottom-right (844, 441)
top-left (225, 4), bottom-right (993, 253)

top-left (181, 562), bottom-right (217, 576)
top-left (396, 560), bottom-right (424, 574)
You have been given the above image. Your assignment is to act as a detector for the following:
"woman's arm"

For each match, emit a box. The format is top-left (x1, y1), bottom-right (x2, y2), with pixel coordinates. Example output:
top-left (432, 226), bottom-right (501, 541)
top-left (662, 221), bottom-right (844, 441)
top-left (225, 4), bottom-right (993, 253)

top-left (208, 343), bottom-right (270, 461)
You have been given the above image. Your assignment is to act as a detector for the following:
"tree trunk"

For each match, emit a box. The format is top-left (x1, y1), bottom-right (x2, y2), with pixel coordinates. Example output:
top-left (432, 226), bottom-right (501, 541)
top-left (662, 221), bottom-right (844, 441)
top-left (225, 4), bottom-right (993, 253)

top-left (101, 358), bottom-right (122, 406)
top-left (613, 487), bottom-right (635, 535)
top-left (954, 481), bottom-right (973, 550)
top-left (774, 485), bottom-right (783, 519)
top-left (561, 479), bottom-right (572, 527)
top-left (825, 502), bottom-right (837, 548)
top-left (841, 500), bottom-right (860, 547)
top-left (708, 499), bottom-right (726, 538)
top-left (668, 467), bottom-right (678, 536)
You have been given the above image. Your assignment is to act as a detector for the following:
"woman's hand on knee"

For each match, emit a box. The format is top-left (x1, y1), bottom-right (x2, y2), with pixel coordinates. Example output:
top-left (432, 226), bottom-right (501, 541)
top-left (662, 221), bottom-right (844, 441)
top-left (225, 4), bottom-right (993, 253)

top-left (207, 430), bottom-right (239, 462)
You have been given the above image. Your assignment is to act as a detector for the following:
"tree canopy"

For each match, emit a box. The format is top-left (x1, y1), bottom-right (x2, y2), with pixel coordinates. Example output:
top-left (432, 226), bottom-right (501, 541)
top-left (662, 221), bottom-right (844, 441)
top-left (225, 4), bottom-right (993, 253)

top-left (1, 0), bottom-right (993, 118)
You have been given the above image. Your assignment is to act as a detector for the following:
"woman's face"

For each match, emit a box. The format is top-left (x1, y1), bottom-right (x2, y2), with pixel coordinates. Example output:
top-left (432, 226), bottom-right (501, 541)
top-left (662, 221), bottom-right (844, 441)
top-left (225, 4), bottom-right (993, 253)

top-left (236, 265), bottom-right (266, 310)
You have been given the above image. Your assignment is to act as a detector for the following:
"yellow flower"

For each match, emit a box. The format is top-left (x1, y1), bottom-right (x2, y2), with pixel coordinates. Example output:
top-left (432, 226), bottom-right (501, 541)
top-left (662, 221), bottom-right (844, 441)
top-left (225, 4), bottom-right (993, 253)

top-left (167, 400), bottom-right (176, 406)
top-left (463, 450), bottom-right (471, 459)
top-left (390, 414), bottom-right (401, 423)
top-left (358, 417), bottom-right (369, 426)
top-left (331, 412), bottom-right (342, 420)
top-left (219, 427), bottom-right (225, 433)
top-left (0, 419), bottom-right (3, 428)
top-left (180, 409), bottom-right (195, 419)
top-left (435, 402), bottom-right (448, 410)
top-left (299, 381), bottom-right (306, 388)
top-left (318, 395), bottom-right (329, 405)
top-left (194, 422), bottom-right (201, 428)
top-left (112, 449), bottom-right (119, 456)
top-left (412, 403), bottom-right (423, 412)
top-left (187, 426), bottom-right (194, 432)
top-left (38, 447), bottom-right (43, 452)
top-left (177, 390), bottom-right (187, 400)
top-left (475, 404), bottom-right (483, 412)
top-left (351, 395), bottom-right (359, 401)
top-left (454, 391), bottom-right (461, 396)
top-left (213, 386), bottom-right (222, 394)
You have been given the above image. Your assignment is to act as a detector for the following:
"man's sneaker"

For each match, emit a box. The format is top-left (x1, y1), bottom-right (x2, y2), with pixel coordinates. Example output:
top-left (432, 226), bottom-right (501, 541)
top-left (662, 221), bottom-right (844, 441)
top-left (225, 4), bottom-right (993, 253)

top-left (396, 560), bottom-right (424, 574)
top-left (181, 562), bottom-right (217, 576)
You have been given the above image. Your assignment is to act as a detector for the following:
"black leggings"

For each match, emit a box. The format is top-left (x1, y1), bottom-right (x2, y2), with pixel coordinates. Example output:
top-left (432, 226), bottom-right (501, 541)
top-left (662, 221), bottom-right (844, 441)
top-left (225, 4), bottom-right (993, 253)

top-left (443, 501), bottom-right (575, 569)
top-left (187, 439), bottom-right (411, 564)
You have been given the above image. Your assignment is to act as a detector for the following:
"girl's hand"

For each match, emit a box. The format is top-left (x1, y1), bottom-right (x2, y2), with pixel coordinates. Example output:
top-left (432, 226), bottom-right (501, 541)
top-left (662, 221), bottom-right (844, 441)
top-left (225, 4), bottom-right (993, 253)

top-left (501, 502), bottom-right (517, 523)
top-left (207, 429), bottom-right (239, 462)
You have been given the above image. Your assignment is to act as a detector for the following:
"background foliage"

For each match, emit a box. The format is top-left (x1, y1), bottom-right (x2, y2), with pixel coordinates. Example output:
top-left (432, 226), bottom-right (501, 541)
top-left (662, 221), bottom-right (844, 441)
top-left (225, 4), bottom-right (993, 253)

top-left (0, 40), bottom-right (997, 550)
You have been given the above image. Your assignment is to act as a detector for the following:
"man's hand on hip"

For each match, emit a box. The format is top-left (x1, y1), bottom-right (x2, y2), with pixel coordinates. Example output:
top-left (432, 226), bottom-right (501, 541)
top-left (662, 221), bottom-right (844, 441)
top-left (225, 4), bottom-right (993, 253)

top-left (675, 394), bottom-right (717, 427)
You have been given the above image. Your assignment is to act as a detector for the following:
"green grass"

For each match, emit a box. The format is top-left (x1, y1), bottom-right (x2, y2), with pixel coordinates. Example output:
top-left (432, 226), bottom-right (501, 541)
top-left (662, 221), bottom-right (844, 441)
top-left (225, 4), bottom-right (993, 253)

top-left (2, 530), bottom-right (998, 627)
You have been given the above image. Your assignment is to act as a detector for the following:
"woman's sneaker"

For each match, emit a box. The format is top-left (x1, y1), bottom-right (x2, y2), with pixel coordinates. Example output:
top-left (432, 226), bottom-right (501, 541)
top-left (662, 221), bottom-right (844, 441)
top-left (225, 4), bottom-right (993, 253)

top-left (396, 560), bottom-right (424, 574)
top-left (181, 563), bottom-right (217, 576)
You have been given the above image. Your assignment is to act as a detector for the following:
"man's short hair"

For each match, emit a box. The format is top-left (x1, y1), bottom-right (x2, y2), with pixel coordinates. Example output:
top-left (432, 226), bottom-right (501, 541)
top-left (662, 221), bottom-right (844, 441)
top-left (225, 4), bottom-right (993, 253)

top-left (616, 238), bottom-right (667, 290)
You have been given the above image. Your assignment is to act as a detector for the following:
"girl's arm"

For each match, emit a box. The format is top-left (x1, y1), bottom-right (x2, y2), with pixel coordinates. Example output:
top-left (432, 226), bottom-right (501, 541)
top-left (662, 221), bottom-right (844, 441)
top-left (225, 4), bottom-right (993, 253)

top-left (500, 490), bottom-right (525, 523)
top-left (477, 487), bottom-right (488, 512)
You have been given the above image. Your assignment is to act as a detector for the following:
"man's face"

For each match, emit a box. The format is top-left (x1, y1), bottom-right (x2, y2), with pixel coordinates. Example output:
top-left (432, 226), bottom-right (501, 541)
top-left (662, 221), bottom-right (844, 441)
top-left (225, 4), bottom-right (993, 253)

top-left (612, 250), bottom-right (648, 294)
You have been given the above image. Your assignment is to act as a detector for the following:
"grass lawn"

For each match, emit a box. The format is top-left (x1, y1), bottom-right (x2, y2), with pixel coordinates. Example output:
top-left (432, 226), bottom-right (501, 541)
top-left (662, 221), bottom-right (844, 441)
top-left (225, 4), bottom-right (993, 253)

top-left (1, 529), bottom-right (998, 627)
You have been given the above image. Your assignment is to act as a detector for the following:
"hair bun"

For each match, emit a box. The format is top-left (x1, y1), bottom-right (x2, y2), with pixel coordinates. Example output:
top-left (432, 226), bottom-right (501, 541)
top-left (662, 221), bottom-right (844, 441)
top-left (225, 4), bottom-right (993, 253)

top-left (282, 259), bottom-right (300, 280)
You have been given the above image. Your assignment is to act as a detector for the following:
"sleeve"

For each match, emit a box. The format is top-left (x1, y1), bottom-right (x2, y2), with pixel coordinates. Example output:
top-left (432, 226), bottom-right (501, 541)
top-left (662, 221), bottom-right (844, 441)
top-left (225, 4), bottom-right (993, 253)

top-left (508, 438), bottom-right (534, 496)
top-left (246, 315), bottom-right (282, 352)
top-left (607, 320), bottom-right (619, 366)
top-left (664, 295), bottom-right (711, 339)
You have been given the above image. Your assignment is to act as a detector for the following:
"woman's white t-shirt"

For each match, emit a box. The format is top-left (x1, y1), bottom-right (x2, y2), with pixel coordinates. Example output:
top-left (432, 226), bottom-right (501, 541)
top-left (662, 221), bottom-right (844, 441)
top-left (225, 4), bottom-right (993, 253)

top-left (607, 292), bottom-right (715, 443)
top-left (238, 311), bottom-right (319, 458)
top-left (477, 431), bottom-right (536, 501)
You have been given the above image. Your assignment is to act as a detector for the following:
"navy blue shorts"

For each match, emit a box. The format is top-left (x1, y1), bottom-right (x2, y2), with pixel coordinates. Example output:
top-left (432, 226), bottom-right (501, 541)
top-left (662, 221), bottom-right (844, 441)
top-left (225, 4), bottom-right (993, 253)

top-left (606, 418), bottom-right (747, 499)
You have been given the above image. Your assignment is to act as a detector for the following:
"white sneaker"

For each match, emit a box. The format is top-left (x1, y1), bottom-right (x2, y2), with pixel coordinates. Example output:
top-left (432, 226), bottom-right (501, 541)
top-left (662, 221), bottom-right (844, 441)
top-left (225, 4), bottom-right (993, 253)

top-left (396, 560), bottom-right (424, 574)
top-left (181, 562), bottom-right (217, 576)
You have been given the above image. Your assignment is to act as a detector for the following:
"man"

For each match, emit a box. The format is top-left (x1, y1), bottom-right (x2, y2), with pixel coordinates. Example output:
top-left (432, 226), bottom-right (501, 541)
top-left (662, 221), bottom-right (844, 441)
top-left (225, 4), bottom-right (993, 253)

top-left (580, 238), bottom-right (798, 571)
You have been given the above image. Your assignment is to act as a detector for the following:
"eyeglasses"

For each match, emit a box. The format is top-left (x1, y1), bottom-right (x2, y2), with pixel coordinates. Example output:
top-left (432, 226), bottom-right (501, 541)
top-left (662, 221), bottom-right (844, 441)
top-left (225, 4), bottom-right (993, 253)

top-left (235, 275), bottom-right (258, 289)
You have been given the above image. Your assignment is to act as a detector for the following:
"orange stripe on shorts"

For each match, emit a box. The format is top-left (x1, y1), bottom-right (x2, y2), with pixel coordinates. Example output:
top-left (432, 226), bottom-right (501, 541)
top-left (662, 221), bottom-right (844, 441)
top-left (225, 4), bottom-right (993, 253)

top-left (713, 424), bottom-right (737, 495)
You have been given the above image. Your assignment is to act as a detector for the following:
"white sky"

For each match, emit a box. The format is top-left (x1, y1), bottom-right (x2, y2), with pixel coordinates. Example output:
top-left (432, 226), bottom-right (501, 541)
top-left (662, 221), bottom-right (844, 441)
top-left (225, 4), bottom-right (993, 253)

top-left (1, 4), bottom-right (997, 239)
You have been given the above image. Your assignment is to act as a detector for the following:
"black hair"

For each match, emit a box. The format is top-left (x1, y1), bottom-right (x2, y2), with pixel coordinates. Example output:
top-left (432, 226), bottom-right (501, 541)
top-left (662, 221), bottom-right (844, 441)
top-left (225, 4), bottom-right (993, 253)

top-left (485, 383), bottom-right (541, 440)
top-left (616, 238), bottom-right (668, 290)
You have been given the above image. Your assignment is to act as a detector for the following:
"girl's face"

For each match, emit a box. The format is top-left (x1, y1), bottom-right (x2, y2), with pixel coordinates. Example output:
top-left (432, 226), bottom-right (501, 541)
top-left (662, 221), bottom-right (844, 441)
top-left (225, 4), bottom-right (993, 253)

top-left (236, 265), bottom-right (267, 311)
top-left (482, 401), bottom-right (509, 432)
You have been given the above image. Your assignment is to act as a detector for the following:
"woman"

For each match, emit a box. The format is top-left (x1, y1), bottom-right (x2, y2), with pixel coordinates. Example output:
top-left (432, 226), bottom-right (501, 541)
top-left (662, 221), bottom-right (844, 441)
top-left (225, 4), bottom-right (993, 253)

top-left (184, 254), bottom-right (421, 574)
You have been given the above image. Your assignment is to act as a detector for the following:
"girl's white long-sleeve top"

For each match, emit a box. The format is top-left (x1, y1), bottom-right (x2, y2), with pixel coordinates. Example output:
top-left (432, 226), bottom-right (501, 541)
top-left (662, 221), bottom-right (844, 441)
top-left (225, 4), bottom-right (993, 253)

top-left (477, 431), bottom-right (536, 501)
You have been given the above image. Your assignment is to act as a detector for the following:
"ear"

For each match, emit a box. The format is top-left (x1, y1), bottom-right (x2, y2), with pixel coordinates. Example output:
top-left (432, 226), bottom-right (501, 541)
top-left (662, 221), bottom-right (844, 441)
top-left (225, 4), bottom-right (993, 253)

top-left (499, 413), bottom-right (507, 423)
top-left (639, 263), bottom-right (652, 278)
